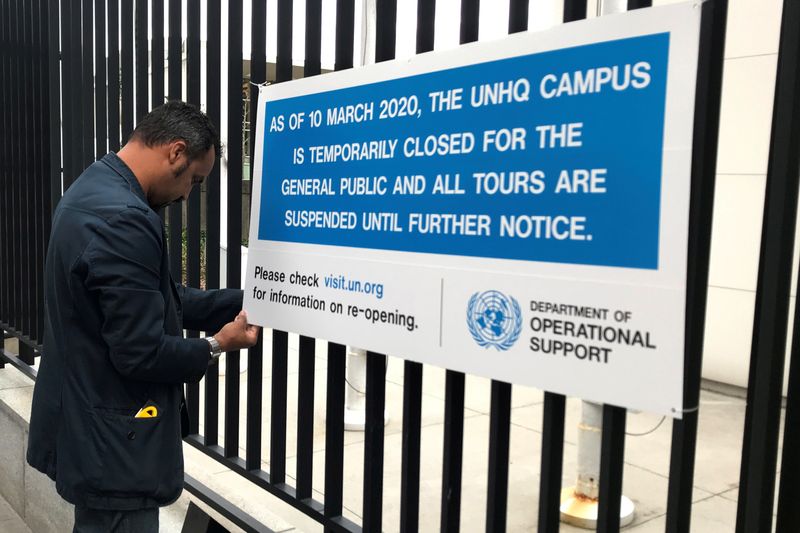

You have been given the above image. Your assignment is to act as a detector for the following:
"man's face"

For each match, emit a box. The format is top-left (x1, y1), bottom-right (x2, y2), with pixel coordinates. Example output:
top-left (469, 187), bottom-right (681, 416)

top-left (155, 141), bottom-right (215, 209)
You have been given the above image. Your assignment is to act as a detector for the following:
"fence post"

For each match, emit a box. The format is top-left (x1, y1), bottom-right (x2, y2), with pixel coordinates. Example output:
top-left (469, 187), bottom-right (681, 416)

top-left (770, 0), bottom-right (800, 530)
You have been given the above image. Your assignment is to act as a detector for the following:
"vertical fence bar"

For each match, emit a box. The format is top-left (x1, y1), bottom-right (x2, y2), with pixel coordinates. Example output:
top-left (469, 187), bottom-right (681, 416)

top-left (9, 0), bottom-right (18, 333)
top-left (204, 0), bottom-right (222, 448)
top-left (1, 0), bottom-right (7, 327)
top-left (11, 0), bottom-right (19, 343)
top-left (537, 3), bottom-right (588, 529)
top-left (415, 0), bottom-right (435, 53)
top-left (13, 0), bottom-right (20, 338)
top-left (3, 0), bottom-right (12, 332)
top-left (334, 0), bottom-right (354, 73)
top-left (14, 0), bottom-right (22, 333)
top-left (23, 0), bottom-right (34, 348)
top-left (9, 0), bottom-right (18, 331)
top-left (294, 1), bottom-right (321, 503)
top-left (152, 0), bottom-right (164, 110)
top-left (324, 342), bottom-right (347, 529)
top-left (46, 0), bottom-right (60, 210)
top-left (539, 393), bottom-right (566, 532)
top-left (120, 0), bottom-right (134, 142)
top-left (398, 15), bottom-right (431, 528)
top-left (323, 5), bottom-right (354, 528)
top-left (402, 0), bottom-right (429, 487)
top-left (24, 0), bottom-right (34, 341)
top-left (36, 0), bottom-right (46, 340)
top-left (167, 0), bottom-right (182, 281)
top-left (440, 370), bottom-right (465, 533)
top-left (245, 0), bottom-right (267, 473)
top-left (508, 0), bottom-right (528, 33)
top-left (14, 0), bottom-right (23, 337)
top-left (270, 330), bottom-right (288, 483)
top-left (291, 5), bottom-right (322, 491)
top-left (224, 0), bottom-right (243, 459)
top-left (2, 0), bottom-right (10, 327)
top-left (107, 0), bottom-right (120, 152)
top-left (400, 359), bottom-right (423, 533)
top-left (95, 0), bottom-right (107, 157)
top-left (488, 16), bottom-right (529, 529)
top-left (295, 335), bottom-right (315, 498)
top-left (246, 336), bottom-right (263, 470)
top-left (1, 0), bottom-right (12, 325)
top-left (375, 0), bottom-right (396, 61)
top-left (30, 0), bottom-right (40, 344)
top-left (777, 13), bottom-right (800, 533)
top-left (361, 4), bottom-right (396, 530)
top-left (81, 0), bottom-right (93, 166)
top-left (665, 1), bottom-right (727, 531)
top-left (185, 0), bottom-right (202, 436)
top-left (363, 351), bottom-right (387, 532)
top-left (20, 0), bottom-right (32, 348)
top-left (304, 0), bottom-right (321, 77)
top-left (135, 0), bottom-right (148, 123)
top-left (276, 0), bottom-right (293, 83)
top-left (18, 0), bottom-right (27, 341)
top-left (14, 0), bottom-right (23, 339)
top-left (120, 0), bottom-right (134, 141)
top-left (22, 0), bottom-right (33, 345)
top-left (776, 11), bottom-right (800, 527)
top-left (153, 0), bottom-right (165, 216)
top-left (626, 0), bottom-right (651, 10)
top-left (269, 328), bottom-right (289, 484)
top-left (563, 0), bottom-right (587, 22)
top-left (440, 4), bottom-right (478, 531)
top-left (32, 0), bottom-right (44, 344)
top-left (12, 0), bottom-right (20, 335)
top-left (60, 0), bottom-right (72, 185)
top-left (486, 381), bottom-right (511, 533)
top-left (267, 0), bottom-right (292, 485)
top-left (526, 9), bottom-right (566, 533)
top-left (597, 405), bottom-right (627, 533)
top-left (740, 0), bottom-right (800, 530)
top-left (250, 0), bottom-right (266, 172)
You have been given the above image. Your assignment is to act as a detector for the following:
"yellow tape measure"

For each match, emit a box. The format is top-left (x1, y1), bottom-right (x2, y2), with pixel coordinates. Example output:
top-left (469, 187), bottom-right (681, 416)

top-left (134, 405), bottom-right (158, 418)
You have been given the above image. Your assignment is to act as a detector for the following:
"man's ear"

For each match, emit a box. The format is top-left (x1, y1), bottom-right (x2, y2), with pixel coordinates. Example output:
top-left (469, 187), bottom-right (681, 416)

top-left (168, 140), bottom-right (188, 164)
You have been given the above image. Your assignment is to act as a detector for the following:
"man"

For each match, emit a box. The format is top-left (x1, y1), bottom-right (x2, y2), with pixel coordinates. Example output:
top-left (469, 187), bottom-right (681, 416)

top-left (27, 101), bottom-right (259, 532)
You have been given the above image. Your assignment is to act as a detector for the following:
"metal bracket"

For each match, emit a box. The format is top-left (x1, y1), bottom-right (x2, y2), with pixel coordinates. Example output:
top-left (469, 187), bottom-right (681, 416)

top-left (181, 502), bottom-right (230, 533)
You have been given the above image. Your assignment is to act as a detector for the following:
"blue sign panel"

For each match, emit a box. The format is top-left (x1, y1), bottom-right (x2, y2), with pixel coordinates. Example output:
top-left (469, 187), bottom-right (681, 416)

top-left (258, 33), bottom-right (670, 269)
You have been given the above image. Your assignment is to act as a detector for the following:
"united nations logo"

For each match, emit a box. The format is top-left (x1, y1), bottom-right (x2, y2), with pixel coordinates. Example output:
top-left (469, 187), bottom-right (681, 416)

top-left (466, 290), bottom-right (522, 350)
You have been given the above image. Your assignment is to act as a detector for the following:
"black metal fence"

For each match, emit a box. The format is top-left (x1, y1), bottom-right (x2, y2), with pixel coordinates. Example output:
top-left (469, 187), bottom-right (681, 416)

top-left (2, 0), bottom-right (800, 532)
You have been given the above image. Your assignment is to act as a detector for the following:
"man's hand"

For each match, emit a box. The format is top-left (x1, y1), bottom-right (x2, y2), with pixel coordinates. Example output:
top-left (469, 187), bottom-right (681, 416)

top-left (213, 310), bottom-right (261, 352)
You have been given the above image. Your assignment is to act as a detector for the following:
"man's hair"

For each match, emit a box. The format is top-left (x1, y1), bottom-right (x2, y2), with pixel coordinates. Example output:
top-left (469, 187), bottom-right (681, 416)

top-left (129, 101), bottom-right (222, 160)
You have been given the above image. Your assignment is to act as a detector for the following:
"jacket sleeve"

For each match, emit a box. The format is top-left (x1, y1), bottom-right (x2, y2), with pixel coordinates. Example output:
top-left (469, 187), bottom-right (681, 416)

top-left (176, 285), bottom-right (243, 334)
top-left (84, 207), bottom-right (210, 384)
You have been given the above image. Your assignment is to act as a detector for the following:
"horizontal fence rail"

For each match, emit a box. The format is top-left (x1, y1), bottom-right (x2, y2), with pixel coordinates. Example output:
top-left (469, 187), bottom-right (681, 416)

top-left (2, 0), bottom-right (799, 532)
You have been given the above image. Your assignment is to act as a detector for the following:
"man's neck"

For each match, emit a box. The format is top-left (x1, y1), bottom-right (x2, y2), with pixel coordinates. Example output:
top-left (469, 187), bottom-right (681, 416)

top-left (117, 142), bottom-right (155, 201)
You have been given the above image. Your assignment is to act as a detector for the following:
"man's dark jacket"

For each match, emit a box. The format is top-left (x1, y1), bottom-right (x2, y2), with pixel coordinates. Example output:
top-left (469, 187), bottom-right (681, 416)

top-left (27, 153), bottom-right (242, 510)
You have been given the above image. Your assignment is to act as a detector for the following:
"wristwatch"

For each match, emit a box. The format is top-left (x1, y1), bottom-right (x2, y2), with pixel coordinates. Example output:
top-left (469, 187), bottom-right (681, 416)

top-left (204, 336), bottom-right (223, 363)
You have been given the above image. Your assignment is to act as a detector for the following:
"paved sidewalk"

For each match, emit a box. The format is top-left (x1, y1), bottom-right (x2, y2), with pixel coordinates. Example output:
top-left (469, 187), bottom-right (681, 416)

top-left (0, 492), bottom-right (32, 533)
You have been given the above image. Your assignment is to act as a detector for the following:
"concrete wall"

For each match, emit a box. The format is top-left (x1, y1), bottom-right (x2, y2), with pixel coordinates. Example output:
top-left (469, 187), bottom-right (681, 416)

top-left (0, 340), bottom-right (318, 533)
top-left (0, 361), bottom-right (73, 533)
top-left (633, 0), bottom-right (788, 391)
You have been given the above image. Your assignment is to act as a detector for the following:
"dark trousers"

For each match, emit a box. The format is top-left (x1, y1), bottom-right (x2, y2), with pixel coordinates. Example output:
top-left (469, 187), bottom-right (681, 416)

top-left (73, 506), bottom-right (159, 533)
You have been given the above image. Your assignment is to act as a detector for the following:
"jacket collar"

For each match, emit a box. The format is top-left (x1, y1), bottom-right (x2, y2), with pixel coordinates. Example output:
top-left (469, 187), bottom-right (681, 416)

top-left (101, 152), bottom-right (149, 206)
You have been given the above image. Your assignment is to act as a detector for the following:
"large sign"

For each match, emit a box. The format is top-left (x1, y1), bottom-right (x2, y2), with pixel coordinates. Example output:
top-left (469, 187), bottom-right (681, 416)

top-left (244, 3), bottom-right (702, 417)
